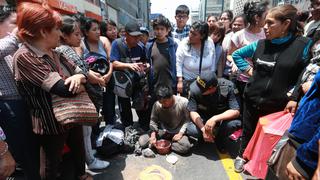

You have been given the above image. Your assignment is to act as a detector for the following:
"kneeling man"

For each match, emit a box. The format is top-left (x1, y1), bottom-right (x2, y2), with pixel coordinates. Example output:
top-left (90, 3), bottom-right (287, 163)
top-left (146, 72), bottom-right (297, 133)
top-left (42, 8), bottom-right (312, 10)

top-left (139, 85), bottom-right (191, 154)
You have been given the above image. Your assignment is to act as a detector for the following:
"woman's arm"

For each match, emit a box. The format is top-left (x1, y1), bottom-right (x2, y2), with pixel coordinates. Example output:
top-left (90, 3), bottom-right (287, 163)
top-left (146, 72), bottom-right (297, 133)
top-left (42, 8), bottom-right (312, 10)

top-left (232, 41), bottom-right (258, 72)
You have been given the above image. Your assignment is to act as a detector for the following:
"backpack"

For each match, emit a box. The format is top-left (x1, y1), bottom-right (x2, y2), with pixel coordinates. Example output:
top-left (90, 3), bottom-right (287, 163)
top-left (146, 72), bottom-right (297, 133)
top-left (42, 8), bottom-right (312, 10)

top-left (83, 40), bottom-right (109, 75)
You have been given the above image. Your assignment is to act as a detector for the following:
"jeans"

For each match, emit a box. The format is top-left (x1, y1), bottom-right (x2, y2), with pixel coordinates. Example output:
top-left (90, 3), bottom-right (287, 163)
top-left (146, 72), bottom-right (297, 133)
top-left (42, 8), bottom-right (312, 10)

top-left (0, 99), bottom-right (40, 180)
top-left (117, 97), bottom-right (151, 130)
top-left (186, 118), bottom-right (241, 149)
top-left (102, 86), bottom-right (116, 125)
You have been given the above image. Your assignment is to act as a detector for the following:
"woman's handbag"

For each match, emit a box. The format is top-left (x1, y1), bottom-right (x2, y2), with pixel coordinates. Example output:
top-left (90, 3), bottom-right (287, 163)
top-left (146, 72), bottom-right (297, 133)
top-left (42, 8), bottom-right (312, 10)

top-left (51, 91), bottom-right (99, 126)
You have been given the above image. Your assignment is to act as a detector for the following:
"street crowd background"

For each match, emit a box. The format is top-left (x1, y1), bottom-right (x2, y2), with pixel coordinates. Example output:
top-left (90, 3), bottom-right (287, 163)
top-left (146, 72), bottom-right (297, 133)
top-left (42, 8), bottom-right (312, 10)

top-left (1, 0), bottom-right (320, 180)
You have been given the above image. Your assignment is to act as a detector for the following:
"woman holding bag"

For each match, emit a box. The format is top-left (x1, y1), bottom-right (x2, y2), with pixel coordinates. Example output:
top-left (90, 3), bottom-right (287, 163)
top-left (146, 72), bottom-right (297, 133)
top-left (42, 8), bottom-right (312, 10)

top-left (232, 4), bottom-right (312, 173)
top-left (176, 21), bottom-right (216, 97)
top-left (13, 2), bottom-right (90, 180)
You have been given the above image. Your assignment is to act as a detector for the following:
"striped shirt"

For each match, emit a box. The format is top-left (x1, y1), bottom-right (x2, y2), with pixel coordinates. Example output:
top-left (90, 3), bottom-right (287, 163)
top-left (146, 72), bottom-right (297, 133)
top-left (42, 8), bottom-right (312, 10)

top-left (0, 34), bottom-right (20, 100)
top-left (13, 43), bottom-right (83, 135)
top-left (56, 45), bottom-right (89, 74)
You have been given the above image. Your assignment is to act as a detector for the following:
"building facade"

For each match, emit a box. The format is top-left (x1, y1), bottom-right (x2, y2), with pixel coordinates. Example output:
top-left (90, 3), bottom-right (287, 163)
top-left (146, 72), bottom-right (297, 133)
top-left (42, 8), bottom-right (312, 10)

top-left (106, 0), bottom-right (150, 28)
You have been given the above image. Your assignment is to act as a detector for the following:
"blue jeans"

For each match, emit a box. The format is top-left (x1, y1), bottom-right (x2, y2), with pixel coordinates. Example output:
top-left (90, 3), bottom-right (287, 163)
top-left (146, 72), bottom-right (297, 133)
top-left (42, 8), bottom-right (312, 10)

top-left (0, 99), bottom-right (40, 180)
top-left (186, 118), bottom-right (242, 149)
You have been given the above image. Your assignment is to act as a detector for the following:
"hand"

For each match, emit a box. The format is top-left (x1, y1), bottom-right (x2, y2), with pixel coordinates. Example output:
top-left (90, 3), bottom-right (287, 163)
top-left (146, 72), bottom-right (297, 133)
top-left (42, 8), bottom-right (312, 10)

top-left (247, 67), bottom-right (253, 76)
top-left (76, 84), bottom-right (86, 94)
top-left (302, 81), bottom-right (312, 94)
top-left (144, 63), bottom-right (150, 72)
top-left (172, 132), bottom-right (184, 142)
top-left (149, 136), bottom-right (157, 146)
top-left (231, 62), bottom-right (239, 74)
top-left (177, 80), bottom-right (183, 94)
top-left (102, 74), bottom-right (112, 84)
top-left (128, 62), bottom-right (143, 72)
top-left (201, 127), bottom-right (214, 142)
top-left (64, 74), bottom-right (86, 94)
top-left (284, 100), bottom-right (297, 116)
top-left (205, 118), bottom-right (217, 135)
top-left (0, 150), bottom-right (16, 178)
top-left (286, 161), bottom-right (305, 180)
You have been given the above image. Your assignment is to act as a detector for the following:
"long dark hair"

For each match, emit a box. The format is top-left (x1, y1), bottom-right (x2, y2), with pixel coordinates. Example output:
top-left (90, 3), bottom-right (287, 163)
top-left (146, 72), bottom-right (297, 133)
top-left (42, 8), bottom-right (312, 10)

top-left (188, 21), bottom-right (209, 52)
top-left (243, 1), bottom-right (269, 25)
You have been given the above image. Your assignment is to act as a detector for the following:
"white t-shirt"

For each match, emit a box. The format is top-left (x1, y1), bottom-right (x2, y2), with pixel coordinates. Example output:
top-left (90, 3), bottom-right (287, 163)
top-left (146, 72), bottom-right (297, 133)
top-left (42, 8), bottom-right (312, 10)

top-left (231, 28), bottom-right (266, 82)
top-left (176, 38), bottom-right (216, 81)
top-left (304, 20), bottom-right (320, 36)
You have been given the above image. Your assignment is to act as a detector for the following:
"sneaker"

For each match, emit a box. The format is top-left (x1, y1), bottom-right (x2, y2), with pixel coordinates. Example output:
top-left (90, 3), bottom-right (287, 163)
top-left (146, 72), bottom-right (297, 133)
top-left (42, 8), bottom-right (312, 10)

top-left (88, 158), bottom-right (110, 170)
top-left (234, 156), bottom-right (246, 173)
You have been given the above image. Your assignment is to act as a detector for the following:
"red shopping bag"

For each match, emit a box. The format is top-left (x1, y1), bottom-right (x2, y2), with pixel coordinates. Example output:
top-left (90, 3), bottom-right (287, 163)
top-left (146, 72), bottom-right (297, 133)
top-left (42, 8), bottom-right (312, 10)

top-left (243, 111), bottom-right (293, 179)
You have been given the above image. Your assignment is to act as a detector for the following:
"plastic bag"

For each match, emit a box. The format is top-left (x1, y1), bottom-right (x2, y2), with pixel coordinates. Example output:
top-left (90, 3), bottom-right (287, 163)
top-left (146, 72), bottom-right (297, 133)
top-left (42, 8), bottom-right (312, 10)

top-left (243, 111), bottom-right (293, 179)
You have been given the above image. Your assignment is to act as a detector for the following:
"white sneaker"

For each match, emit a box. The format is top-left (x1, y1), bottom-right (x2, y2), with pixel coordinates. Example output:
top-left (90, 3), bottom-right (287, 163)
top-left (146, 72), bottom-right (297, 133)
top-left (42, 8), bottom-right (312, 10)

top-left (88, 158), bottom-right (110, 170)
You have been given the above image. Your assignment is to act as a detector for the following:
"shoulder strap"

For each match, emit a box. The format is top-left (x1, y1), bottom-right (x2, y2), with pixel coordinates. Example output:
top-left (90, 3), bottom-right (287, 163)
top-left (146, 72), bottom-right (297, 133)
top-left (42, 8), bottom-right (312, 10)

top-left (116, 38), bottom-right (127, 58)
top-left (199, 40), bottom-right (205, 75)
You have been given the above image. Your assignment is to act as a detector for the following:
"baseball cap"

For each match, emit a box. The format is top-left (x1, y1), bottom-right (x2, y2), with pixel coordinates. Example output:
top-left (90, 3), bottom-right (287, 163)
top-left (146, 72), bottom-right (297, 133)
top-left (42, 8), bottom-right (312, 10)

top-left (195, 73), bottom-right (218, 92)
top-left (125, 22), bottom-right (142, 36)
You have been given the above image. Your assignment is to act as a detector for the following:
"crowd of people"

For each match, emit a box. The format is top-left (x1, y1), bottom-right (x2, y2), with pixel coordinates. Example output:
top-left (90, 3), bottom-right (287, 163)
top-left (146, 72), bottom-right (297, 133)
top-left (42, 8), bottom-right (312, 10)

top-left (1, 0), bottom-right (320, 179)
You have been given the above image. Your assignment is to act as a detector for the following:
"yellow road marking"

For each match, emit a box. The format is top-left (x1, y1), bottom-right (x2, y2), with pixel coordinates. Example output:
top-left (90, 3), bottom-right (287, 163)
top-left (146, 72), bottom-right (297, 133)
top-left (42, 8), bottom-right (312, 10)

top-left (217, 152), bottom-right (243, 180)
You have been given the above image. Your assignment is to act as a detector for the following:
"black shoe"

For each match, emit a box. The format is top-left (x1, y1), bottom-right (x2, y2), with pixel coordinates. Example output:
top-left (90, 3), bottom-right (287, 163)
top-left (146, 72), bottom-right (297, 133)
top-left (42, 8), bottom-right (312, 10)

top-left (234, 156), bottom-right (246, 173)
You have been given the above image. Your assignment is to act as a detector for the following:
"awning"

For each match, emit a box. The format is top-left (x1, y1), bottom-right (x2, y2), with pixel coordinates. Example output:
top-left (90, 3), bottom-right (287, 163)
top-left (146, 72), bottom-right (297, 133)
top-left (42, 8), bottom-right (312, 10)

top-left (85, 10), bottom-right (102, 22)
top-left (48, 0), bottom-right (77, 14)
top-left (28, 0), bottom-right (77, 15)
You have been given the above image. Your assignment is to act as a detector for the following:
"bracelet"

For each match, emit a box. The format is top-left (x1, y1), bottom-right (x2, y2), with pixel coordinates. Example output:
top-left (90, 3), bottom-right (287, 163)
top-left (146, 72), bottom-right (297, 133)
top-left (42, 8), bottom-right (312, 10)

top-left (0, 142), bottom-right (8, 157)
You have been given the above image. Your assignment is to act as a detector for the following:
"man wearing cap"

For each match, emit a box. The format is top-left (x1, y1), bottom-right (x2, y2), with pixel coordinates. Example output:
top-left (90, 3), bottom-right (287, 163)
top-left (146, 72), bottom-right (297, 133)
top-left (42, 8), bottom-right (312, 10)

top-left (110, 21), bottom-right (150, 130)
top-left (186, 73), bottom-right (241, 152)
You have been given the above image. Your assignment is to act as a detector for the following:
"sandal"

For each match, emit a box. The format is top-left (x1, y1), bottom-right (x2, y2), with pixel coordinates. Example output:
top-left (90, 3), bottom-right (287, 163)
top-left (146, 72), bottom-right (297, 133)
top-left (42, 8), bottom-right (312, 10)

top-left (79, 173), bottom-right (93, 180)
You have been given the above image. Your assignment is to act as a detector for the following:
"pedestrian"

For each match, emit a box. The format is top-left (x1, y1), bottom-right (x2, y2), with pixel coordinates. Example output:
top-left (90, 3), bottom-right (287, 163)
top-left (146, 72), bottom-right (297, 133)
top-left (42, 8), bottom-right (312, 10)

top-left (207, 14), bottom-right (218, 35)
top-left (146, 15), bottom-right (178, 95)
top-left (0, 3), bottom-right (40, 179)
top-left (139, 85), bottom-right (192, 155)
top-left (219, 10), bottom-right (233, 34)
top-left (220, 14), bottom-right (247, 78)
top-left (110, 21), bottom-right (150, 130)
top-left (232, 4), bottom-right (312, 173)
top-left (14, 2), bottom-right (87, 179)
top-left (172, 4), bottom-right (191, 42)
top-left (186, 73), bottom-right (241, 153)
top-left (106, 19), bottom-right (119, 43)
top-left (176, 21), bottom-right (215, 97)
top-left (304, 0), bottom-right (320, 37)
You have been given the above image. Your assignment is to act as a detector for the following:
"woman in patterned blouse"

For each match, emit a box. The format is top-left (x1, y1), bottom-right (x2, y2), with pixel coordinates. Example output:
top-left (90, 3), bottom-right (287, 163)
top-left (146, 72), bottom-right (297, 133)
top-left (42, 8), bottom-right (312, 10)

top-left (13, 2), bottom-right (87, 180)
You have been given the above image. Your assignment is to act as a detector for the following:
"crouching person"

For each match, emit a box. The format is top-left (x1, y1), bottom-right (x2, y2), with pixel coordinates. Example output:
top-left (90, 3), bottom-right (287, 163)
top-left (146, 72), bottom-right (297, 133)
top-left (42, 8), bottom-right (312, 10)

top-left (139, 85), bottom-right (192, 154)
top-left (187, 73), bottom-right (241, 152)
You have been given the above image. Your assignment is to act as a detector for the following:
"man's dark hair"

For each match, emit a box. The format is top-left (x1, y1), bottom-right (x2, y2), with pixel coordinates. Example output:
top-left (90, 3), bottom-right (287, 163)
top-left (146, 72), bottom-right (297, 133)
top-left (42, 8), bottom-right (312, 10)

top-left (175, 5), bottom-right (189, 15)
top-left (156, 85), bottom-right (173, 100)
top-left (0, 5), bottom-right (15, 23)
top-left (152, 15), bottom-right (171, 29)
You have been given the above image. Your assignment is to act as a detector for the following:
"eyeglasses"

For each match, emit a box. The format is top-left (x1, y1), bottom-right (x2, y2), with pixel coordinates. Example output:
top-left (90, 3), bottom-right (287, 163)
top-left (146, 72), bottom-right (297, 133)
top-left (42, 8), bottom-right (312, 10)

top-left (176, 15), bottom-right (188, 20)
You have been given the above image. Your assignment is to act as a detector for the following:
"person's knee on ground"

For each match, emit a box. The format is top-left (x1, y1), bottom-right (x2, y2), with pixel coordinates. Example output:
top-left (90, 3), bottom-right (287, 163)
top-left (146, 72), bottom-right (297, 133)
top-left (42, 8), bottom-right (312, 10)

top-left (138, 134), bottom-right (150, 149)
top-left (171, 136), bottom-right (192, 154)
